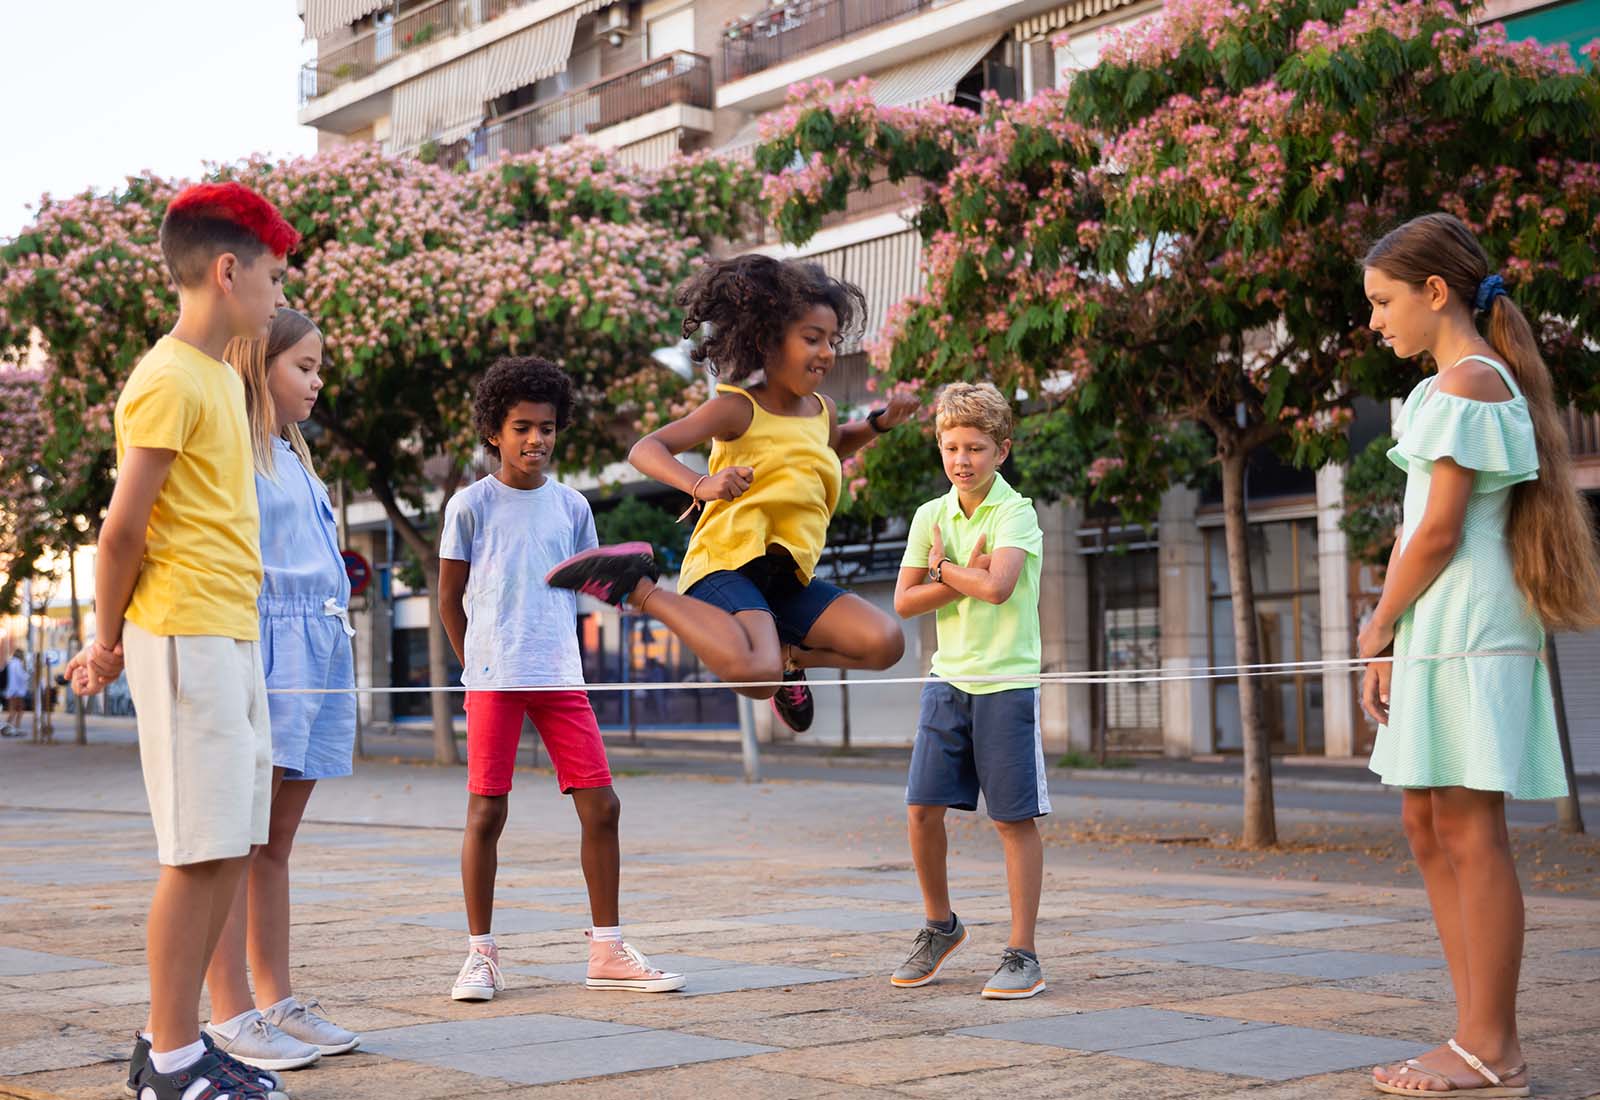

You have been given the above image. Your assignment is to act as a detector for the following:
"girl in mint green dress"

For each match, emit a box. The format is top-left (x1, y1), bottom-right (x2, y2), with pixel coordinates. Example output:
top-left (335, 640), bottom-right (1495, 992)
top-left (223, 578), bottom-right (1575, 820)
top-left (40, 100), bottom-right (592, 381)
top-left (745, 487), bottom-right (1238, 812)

top-left (1360, 214), bottom-right (1600, 1099)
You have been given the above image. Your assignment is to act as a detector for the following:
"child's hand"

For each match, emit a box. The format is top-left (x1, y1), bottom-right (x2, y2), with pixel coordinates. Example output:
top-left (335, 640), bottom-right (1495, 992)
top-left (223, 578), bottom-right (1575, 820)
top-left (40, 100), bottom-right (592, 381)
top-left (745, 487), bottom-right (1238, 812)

top-left (966, 534), bottom-right (990, 572)
top-left (1361, 659), bottom-right (1391, 725)
top-left (876, 392), bottom-right (920, 431)
top-left (66, 640), bottom-right (122, 697)
top-left (928, 525), bottom-right (946, 574)
top-left (699, 466), bottom-right (753, 501)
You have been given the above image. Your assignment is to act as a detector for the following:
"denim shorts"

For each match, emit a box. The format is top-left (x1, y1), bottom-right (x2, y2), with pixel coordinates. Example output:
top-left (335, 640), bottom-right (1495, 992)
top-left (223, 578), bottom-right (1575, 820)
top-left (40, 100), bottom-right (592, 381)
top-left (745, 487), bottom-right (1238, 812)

top-left (906, 681), bottom-right (1051, 822)
top-left (684, 553), bottom-right (847, 648)
top-left (260, 596), bottom-right (357, 781)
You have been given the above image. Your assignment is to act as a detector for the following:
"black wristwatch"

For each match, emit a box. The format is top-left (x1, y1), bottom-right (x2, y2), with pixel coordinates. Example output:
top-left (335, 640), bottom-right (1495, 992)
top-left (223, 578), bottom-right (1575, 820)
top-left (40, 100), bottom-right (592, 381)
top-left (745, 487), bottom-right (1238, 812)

top-left (867, 408), bottom-right (890, 433)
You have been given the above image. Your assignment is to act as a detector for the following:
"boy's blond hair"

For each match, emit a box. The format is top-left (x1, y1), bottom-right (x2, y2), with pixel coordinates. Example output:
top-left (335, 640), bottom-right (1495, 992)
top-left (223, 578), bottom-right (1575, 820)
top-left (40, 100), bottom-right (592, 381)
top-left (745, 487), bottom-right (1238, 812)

top-left (935, 382), bottom-right (1012, 444)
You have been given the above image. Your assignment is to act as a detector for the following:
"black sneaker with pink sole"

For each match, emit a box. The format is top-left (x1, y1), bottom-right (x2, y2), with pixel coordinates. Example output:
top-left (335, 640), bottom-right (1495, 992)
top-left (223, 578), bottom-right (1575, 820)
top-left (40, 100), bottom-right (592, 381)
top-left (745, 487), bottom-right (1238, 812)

top-left (772, 667), bottom-right (815, 733)
top-left (545, 542), bottom-right (661, 606)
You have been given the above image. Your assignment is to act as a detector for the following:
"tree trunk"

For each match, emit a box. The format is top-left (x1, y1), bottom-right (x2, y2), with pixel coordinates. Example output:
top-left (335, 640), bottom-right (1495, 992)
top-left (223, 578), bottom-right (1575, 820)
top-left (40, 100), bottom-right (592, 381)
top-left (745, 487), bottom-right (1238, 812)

top-left (1219, 447), bottom-right (1277, 848)
top-left (68, 550), bottom-right (86, 745)
top-left (420, 567), bottom-right (459, 765)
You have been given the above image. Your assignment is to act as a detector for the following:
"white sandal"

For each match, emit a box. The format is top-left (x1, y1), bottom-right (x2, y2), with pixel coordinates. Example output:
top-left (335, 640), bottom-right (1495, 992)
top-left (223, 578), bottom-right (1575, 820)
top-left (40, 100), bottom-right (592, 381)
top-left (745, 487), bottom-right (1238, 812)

top-left (1374, 1039), bottom-right (1530, 1097)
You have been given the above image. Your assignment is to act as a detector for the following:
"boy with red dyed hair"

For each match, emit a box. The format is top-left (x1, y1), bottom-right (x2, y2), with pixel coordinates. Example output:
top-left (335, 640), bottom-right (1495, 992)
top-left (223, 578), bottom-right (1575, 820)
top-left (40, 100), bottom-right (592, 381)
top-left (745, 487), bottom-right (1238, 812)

top-left (69, 181), bottom-right (298, 1100)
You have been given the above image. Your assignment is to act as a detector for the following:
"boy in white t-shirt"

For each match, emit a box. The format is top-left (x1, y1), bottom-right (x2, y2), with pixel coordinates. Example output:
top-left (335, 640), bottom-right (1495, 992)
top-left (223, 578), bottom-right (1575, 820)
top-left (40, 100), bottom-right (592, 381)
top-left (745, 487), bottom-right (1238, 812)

top-left (437, 356), bottom-right (685, 1004)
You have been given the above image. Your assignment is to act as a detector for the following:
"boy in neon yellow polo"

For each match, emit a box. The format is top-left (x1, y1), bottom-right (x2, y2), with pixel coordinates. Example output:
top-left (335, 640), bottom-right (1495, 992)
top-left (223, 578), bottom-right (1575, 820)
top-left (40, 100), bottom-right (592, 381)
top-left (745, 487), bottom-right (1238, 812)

top-left (890, 383), bottom-right (1048, 1001)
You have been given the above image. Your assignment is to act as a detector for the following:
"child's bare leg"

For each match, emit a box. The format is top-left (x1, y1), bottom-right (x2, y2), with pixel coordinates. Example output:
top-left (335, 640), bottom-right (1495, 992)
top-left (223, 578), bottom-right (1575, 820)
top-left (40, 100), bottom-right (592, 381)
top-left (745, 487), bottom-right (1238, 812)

top-left (907, 805), bottom-right (952, 924)
top-left (248, 776), bottom-right (316, 1006)
top-left (462, 794), bottom-right (509, 935)
top-left (572, 787), bottom-right (621, 927)
top-left (993, 817), bottom-right (1043, 954)
top-left (629, 581), bottom-right (783, 698)
top-left (791, 594), bottom-right (906, 671)
top-left (148, 857), bottom-right (249, 1050)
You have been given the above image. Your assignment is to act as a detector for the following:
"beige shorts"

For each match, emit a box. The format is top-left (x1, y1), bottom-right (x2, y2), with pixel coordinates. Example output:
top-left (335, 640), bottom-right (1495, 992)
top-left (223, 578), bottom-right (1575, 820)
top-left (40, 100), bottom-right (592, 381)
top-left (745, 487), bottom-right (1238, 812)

top-left (124, 621), bottom-right (272, 866)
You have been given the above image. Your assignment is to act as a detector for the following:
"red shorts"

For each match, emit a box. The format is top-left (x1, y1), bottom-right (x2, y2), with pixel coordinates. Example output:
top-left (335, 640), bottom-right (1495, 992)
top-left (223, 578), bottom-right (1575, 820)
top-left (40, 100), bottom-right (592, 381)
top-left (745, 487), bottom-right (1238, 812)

top-left (465, 690), bottom-right (612, 796)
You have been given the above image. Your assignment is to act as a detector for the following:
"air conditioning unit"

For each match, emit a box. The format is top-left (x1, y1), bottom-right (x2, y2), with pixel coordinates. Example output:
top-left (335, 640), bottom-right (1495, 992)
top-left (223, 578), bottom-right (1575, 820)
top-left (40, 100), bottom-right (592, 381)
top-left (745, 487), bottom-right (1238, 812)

top-left (592, 3), bottom-right (631, 42)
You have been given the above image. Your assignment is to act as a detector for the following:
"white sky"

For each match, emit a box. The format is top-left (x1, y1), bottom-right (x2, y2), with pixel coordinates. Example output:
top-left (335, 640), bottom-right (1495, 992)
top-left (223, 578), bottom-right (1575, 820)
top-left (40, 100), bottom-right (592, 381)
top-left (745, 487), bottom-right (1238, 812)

top-left (2, 1), bottom-right (319, 239)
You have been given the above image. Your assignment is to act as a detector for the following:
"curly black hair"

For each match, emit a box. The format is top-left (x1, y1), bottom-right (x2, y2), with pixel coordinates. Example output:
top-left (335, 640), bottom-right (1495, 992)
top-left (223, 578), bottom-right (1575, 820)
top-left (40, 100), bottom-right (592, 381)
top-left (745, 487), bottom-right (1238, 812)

top-left (473, 356), bottom-right (573, 458)
top-left (677, 254), bottom-right (867, 382)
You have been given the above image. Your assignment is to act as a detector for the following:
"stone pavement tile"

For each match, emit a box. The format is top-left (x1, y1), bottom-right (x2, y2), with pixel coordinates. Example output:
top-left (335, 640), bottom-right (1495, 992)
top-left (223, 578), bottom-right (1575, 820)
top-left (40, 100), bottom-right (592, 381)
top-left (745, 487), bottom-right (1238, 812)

top-left (1092, 883), bottom-right (1322, 903)
top-left (54, 979), bottom-right (151, 1007)
top-left (778, 883), bottom-right (1001, 904)
top-left (954, 1005), bottom-right (1271, 1051)
top-left (889, 1051), bottom-right (1243, 1100)
top-left (381, 910), bottom-right (587, 934)
top-left (1561, 946), bottom-right (1600, 958)
top-left (1081, 903), bottom-right (1274, 922)
top-left (363, 1012), bottom-right (643, 1061)
top-left (1245, 925), bottom-right (1441, 953)
top-left (0, 1023), bottom-right (126, 1076)
top-left (0, 896), bottom-right (24, 905)
top-left (631, 852), bottom-right (753, 865)
top-left (1206, 910), bottom-right (1397, 933)
top-left (1100, 940), bottom-right (1316, 967)
top-left (508, 956), bottom-right (859, 997)
top-left (1518, 953), bottom-right (1600, 987)
top-left (426, 1028), bottom-right (778, 1086)
top-left (0, 947), bottom-right (110, 978)
top-left (1332, 967), bottom-right (1458, 1002)
top-left (290, 886), bottom-right (363, 904)
top-left (0, 988), bottom-right (103, 1015)
top-left (1212, 1068), bottom-right (1413, 1099)
top-left (1086, 921), bottom-right (1260, 945)
top-left (731, 909), bottom-right (924, 933)
top-left (265, 1054), bottom-right (524, 1100)
top-left (1160, 986), bottom-right (1427, 1027)
top-left (1516, 1026), bottom-right (1600, 1100)
top-left (492, 886), bottom-right (663, 906)
top-left (681, 1007), bottom-right (932, 1049)
top-left (1221, 950), bottom-right (1444, 980)
top-left (0, 863), bottom-right (149, 886)
top-left (494, 1060), bottom-right (884, 1099)
top-left (745, 1034), bottom-right (1077, 1087)
top-left (1127, 1024), bottom-right (1428, 1080)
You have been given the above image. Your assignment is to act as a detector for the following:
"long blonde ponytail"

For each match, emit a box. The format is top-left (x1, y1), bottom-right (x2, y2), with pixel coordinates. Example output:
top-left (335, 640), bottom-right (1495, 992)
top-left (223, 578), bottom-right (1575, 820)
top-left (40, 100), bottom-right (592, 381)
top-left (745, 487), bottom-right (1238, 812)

top-left (223, 307), bottom-right (324, 482)
top-left (1365, 213), bottom-right (1600, 630)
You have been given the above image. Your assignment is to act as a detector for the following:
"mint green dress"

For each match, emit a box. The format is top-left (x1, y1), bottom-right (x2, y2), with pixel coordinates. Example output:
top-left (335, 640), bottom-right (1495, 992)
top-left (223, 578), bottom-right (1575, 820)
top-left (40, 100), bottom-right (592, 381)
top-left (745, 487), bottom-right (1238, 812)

top-left (1368, 355), bottom-right (1568, 800)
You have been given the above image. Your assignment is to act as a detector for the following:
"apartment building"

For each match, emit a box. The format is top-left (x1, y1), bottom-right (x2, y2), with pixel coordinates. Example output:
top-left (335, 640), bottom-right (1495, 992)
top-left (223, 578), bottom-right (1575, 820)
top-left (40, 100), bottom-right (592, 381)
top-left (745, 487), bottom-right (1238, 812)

top-left (290, 0), bottom-right (1600, 770)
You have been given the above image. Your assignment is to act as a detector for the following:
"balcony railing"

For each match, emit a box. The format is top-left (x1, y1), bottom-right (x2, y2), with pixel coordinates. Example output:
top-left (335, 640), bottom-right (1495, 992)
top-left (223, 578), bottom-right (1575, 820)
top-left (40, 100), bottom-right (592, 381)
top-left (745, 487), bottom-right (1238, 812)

top-left (721, 0), bottom-right (936, 82)
top-left (300, 0), bottom-right (545, 104)
top-left (458, 51), bottom-right (712, 165)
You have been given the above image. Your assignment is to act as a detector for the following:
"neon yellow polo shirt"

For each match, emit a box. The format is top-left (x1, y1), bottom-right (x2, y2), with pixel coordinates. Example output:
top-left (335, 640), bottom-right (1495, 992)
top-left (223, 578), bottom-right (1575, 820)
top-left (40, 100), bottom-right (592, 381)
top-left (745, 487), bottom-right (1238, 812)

top-left (901, 473), bottom-right (1043, 694)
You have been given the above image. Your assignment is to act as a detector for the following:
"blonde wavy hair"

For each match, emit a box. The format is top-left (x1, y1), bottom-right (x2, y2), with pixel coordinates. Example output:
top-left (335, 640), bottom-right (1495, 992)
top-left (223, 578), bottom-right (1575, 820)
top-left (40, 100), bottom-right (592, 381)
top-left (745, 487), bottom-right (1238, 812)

top-left (1365, 212), bottom-right (1600, 631)
top-left (936, 382), bottom-right (1013, 444)
top-left (224, 308), bottom-right (324, 481)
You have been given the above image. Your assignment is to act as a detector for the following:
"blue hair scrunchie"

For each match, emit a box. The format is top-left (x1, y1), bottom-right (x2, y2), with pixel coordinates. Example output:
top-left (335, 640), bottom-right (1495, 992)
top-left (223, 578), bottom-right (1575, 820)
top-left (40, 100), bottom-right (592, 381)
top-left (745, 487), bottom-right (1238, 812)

top-left (1474, 273), bottom-right (1508, 314)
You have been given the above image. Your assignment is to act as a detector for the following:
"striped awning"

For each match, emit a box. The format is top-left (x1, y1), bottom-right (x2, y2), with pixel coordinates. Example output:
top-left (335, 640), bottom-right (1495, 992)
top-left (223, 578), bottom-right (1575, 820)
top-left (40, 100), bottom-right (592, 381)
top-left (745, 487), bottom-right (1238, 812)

top-left (615, 131), bottom-right (682, 171)
top-left (805, 229), bottom-right (922, 351)
top-left (303, 0), bottom-right (390, 41)
top-left (389, 10), bottom-right (580, 152)
top-left (868, 35), bottom-right (1001, 108)
top-left (1015, 0), bottom-right (1144, 40)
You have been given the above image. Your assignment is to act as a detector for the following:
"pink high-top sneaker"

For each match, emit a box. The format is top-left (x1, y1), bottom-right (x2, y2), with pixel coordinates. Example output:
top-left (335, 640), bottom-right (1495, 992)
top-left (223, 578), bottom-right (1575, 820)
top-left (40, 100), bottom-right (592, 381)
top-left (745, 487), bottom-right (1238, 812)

top-left (585, 933), bottom-right (686, 992)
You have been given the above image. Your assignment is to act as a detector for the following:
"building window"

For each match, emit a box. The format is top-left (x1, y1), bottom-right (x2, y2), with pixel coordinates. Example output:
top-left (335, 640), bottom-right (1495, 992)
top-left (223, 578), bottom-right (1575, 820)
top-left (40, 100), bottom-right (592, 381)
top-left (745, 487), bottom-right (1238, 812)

top-left (1089, 544), bottom-right (1163, 752)
top-left (1206, 519), bottom-right (1324, 754)
top-left (583, 612), bottom-right (738, 730)
top-left (647, 4), bottom-right (695, 58)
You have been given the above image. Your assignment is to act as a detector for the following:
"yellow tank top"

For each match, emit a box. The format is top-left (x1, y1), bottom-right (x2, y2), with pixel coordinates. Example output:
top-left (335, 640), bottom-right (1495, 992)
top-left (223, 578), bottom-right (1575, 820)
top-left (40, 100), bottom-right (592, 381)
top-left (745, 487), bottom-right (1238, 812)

top-left (676, 383), bottom-right (842, 593)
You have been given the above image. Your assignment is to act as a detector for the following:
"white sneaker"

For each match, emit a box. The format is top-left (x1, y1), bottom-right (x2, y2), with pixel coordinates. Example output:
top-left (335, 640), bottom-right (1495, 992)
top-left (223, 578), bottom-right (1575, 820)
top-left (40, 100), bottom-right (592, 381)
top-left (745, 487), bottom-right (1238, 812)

top-left (204, 1010), bottom-right (322, 1071)
top-left (451, 948), bottom-right (504, 1002)
top-left (262, 996), bottom-right (361, 1055)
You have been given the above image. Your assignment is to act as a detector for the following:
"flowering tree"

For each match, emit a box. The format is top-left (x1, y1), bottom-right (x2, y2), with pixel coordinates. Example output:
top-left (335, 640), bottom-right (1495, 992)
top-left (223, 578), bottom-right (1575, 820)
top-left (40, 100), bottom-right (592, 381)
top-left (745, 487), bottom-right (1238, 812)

top-left (758, 0), bottom-right (1600, 846)
top-left (0, 142), bottom-right (762, 761)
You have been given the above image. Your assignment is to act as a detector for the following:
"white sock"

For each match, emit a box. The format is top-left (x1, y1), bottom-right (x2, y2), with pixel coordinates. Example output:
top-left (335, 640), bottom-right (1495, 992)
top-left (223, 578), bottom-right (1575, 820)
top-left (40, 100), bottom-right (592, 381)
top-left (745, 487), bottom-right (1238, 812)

top-left (469, 932), bottom-right (496, 954)
top-left (140, 1030), bottom-right (153, 1043)
top-left (264, 995), bottom-right (297, 1014)
top-left (148, 1038), bottom-right (206, 1075)
top-left (591, 925), bottom-right (622, 942)
top-left (207, 1008), bottom-right (255, 1041)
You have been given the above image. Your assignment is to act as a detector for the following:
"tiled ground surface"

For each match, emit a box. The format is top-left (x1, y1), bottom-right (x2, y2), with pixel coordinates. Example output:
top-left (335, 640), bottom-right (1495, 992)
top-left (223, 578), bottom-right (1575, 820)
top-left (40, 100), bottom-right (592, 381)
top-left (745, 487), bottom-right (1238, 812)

top-left (1, 745), bottom-right (1597, 1099)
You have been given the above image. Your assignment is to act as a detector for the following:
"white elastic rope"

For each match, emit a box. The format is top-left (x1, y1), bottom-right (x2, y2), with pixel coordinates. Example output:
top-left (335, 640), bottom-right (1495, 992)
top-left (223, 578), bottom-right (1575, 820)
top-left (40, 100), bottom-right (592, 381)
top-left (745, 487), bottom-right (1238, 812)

top-left (265, 648), bottom-right (1542, 696)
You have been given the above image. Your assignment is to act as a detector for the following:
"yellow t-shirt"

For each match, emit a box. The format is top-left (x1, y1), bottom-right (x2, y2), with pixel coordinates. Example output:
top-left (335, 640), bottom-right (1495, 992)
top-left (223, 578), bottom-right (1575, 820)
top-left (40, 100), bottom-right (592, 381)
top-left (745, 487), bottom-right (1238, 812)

top-left (115, 336), bottom-right (262, 640)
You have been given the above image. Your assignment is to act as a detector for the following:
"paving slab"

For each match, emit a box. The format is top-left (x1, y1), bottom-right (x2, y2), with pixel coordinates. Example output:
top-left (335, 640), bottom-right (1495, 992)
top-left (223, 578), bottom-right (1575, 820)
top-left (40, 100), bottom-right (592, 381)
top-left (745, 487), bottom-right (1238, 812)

top-left (1218, 951), bottom-right (1444, 980)
top-left (1093, 883), bottom-right (1322, 902)
top-left (955, 1006), bottom-right (1272, 1051)
top-left (379, 910), bottom-right (587, 934)
top-left (509, 955), bottom-right (858, 997)
top-left (427, 1028), bottom-right (778, 1085)
top-left (362, 1013), bottom-right (643, 1060)
top-left (779, 883), bottom-right (1000, 904)
top-left (1101, 940), bottom-right (1317, 967)
top-left (1098, 921), bottom-right (1262, 945)
top-left (1206, 911), bottom-right (1398, 933)
top-left (0, 863), bottom-right (148, 886)
top-left (731, 908), bottom-right (923, 933)
top-left (0, 947), bottom-right (111, 978)
top-left (1127, 1023), bottom-right (1429, 1080)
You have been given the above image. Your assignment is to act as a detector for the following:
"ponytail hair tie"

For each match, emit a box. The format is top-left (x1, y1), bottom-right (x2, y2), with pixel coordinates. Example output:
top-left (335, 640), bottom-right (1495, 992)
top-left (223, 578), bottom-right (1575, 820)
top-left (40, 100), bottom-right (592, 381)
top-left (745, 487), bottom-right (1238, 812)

top-left (1474, 273), bottom-right (1508, 314)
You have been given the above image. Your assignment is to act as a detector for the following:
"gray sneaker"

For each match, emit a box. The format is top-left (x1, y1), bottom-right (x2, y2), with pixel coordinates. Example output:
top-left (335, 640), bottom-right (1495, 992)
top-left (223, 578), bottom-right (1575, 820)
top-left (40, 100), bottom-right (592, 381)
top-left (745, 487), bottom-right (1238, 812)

top-left (981, 948), bottom-right (1046, 1000)
top-left (262, 997), bottom-right (360, 1056)
top-left (204, 1011), bottom-right (321, 1071)
top-left (889, 917), bottom-right (969, 987)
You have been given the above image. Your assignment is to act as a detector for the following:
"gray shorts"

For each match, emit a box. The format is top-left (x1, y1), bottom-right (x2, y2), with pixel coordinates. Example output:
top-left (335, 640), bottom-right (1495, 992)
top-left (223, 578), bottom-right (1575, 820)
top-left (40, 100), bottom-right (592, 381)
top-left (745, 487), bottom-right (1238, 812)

top-left (905, 681), bottom-right (1051, 822)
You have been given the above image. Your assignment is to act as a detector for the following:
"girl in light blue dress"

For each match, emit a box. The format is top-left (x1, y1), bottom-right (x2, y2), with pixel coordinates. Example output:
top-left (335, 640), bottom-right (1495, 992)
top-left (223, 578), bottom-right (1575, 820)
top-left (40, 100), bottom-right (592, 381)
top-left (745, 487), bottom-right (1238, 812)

top-left (1359, 214), bottom-right (1600, 1098)
top-left (201, 309), bottom-right (363, 1073)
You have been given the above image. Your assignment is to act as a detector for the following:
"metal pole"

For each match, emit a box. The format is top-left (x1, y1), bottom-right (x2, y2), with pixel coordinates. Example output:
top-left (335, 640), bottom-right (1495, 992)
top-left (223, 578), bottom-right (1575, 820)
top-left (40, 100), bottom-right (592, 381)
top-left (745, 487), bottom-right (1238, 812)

top-left (624, 614), bottom-right (637, 744)
top-left (737, 693), bottom-right (762, 782)
top-left (68, 551), bottom-right (86, 744)
top-left (1546, 637), bottom-right (1585, 834)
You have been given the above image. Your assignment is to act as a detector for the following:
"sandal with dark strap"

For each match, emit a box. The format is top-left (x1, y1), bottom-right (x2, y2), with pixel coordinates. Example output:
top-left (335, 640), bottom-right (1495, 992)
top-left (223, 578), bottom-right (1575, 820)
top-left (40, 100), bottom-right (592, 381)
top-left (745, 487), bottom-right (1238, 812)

top-left (1374, 1039), bottom-right (1529, 1098)
top-left (130, 1048), bottom-right (281, 1099)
